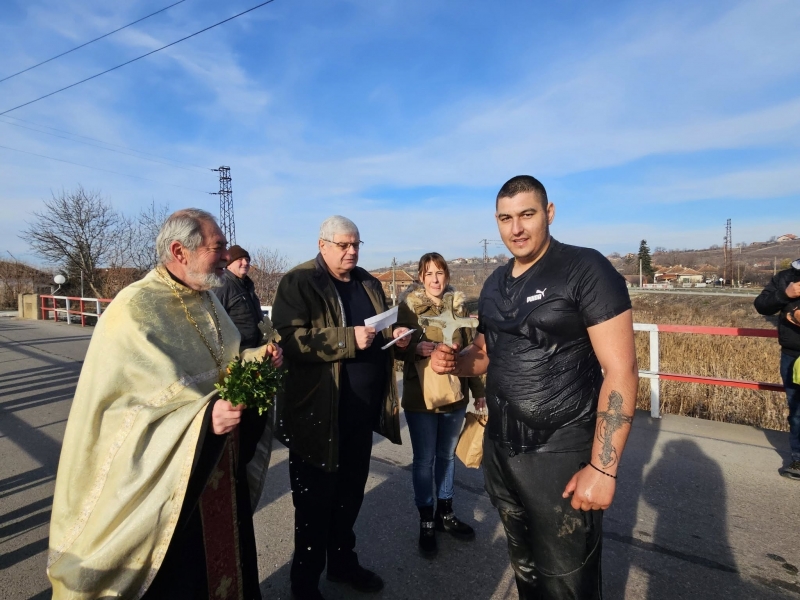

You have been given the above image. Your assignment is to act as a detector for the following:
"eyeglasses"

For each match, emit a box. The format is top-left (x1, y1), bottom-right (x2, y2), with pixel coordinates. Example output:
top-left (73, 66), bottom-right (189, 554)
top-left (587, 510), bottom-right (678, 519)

top-left (321, 239), bottom-right (364, 251)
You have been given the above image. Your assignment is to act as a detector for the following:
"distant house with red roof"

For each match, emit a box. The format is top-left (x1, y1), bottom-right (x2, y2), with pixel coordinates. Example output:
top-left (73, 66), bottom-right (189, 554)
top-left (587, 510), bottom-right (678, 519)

top-left (372, 269), bottom-right (415, 300)
top-left (654, 266), bottom-right (704, 284)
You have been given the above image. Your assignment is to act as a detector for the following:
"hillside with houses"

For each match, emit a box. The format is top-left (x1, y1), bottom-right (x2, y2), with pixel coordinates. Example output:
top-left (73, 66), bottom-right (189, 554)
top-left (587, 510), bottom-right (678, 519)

top-left (372, 235), bottom-right (799, 301)
top-left (609, 235), bottom-right (800, 287)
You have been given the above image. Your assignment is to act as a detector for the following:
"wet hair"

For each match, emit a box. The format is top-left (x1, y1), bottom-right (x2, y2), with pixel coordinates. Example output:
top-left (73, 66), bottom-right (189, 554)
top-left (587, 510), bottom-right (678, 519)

top-left (496, 175), bottom-right (548, 210)
top-left (156, 208), bottom-right (217, 265)
top-left (417, 252), bottom-right (450, 283)
top-left (319, 215), bottom-right (359, 241)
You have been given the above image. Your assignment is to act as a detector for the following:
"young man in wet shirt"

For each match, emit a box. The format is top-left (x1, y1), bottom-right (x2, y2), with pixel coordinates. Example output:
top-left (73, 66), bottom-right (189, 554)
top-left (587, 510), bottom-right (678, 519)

top-left (431, 175), bottom-right (638, 599)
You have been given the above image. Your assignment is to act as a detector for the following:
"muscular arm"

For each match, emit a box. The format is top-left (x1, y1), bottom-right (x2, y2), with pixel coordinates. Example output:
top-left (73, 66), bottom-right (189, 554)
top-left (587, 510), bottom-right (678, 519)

top-left (430, 333), bottom-right (490, 377)
top-left (563, 309), bottom-right (638, 511)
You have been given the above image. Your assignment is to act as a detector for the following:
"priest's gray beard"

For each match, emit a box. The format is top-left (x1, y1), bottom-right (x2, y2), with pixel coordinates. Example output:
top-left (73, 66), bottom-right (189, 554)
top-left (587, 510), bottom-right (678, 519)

top-left (187, 269), bottom-right (224, 290)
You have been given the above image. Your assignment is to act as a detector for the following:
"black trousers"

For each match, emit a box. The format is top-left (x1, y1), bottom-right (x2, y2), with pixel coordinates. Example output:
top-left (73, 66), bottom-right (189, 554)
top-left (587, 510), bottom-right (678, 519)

top-left (483, 439), bottom-right (603, 600)
top-left (288, 421), bottom-right (374, 594)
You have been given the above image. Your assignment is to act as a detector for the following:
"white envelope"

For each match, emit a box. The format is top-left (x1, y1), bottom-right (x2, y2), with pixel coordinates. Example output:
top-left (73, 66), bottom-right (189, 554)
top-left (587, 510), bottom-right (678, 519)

top-left (364, 305), bottom-right (399, 332)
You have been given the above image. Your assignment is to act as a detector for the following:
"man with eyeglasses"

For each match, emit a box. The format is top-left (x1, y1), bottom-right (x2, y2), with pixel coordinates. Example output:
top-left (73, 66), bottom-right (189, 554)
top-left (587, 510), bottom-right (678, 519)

top-left (272, 215), bottom-right (411, 600)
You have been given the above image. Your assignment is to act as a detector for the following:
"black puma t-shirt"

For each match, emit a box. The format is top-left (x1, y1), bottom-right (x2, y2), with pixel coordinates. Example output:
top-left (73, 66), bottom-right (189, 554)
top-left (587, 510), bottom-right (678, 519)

top-left (478, 238), bottom-right (631, 453)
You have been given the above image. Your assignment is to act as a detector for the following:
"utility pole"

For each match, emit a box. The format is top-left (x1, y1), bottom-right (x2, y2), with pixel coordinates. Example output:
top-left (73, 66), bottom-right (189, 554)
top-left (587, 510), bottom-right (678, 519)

top-left (479, 239), bottom-right (501, 284)
top-left (479, 239), bottom-right (489, 263)
top-left (391, 257), bottom-right (397, 306)
top-left (212, 166), bottom-right (235, 244)
top-left (639, 259), bottom-right (643, 288)
top-left (723, 218), bottom-right (732, 286)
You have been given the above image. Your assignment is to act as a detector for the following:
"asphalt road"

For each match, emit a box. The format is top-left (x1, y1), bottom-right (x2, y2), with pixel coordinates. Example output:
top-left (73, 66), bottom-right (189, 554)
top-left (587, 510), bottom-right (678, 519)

top-left (1, 318), bottom-right (800, 599)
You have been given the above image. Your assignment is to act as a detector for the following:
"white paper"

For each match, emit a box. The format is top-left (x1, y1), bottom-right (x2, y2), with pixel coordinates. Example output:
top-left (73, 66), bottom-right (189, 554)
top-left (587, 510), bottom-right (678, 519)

top-left (364, 305), bottom-right (399, 331)
top-left (381, 328), bottom-right (415, 350)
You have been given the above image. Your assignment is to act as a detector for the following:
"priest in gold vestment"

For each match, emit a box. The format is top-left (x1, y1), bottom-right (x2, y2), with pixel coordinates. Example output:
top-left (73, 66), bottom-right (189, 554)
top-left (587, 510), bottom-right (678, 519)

top-left (47, 209), bottom-right (282, 600)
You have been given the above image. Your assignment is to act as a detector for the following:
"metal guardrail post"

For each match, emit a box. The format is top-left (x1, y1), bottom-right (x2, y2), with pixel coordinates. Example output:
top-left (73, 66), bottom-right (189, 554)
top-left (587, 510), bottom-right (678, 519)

top-left (633, 322), bottom-right (781, 419)
top-left (633, 323), bottom-right (662, 418)
top-left (649, 329), bottom-right (660, 418)
top-left (37, 294), bottom-right (111, 324)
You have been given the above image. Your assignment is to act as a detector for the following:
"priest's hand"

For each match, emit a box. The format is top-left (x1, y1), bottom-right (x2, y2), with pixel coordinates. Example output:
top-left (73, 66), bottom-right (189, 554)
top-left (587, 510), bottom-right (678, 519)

top-left (212, 399), bottom-right (245, 435)
top-left (266, 343), bottom-right (283, 368)
top-left (431, 342), bottom-right (460, 374)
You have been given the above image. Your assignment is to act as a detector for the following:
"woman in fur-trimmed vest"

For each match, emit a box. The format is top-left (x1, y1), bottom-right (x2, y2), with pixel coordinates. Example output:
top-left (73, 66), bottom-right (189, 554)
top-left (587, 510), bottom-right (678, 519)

top-left (395, 252), bottom-right (486, 559)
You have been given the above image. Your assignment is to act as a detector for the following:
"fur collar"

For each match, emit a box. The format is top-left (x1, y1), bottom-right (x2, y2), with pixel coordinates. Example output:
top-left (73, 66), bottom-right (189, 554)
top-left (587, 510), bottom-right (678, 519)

top-left (400, 282), bottom-right (467, 316)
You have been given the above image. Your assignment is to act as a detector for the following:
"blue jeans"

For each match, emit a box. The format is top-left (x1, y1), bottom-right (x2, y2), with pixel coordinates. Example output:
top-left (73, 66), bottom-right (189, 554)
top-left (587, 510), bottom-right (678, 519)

top-left (780, 352), bottom-right (800, 461)
top-left (405, 407), bottom-right (467, 508)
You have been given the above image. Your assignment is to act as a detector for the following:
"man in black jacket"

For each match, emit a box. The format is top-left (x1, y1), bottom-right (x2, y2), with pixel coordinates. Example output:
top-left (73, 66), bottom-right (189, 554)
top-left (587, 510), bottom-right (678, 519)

top-left (214, 244), bottom-right (278, 516)
top-left (755, 260), bottom-right (800, 480)
top-left (272, 216), bottom-right (411, 600)
top-left (215, 245), bottom-right (264, 350)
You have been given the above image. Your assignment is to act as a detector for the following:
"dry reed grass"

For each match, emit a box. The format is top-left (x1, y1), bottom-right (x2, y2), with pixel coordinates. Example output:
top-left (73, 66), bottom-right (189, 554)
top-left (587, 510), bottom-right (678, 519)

top-left (631, 293), bottom-right (786, 431)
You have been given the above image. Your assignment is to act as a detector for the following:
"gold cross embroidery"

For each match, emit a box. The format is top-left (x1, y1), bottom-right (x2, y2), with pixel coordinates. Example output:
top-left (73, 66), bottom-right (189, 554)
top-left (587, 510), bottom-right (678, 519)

top-left (215, 575), bottom-right (233, 598)
top-left (208, 467), bottom-right (224, 491)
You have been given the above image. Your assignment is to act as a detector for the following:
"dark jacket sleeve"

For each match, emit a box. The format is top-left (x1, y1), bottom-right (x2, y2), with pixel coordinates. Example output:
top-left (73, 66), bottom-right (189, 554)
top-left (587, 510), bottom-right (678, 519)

top-left (467, 376), bottom-right (486, 398)
top-left (755, 272), bottom-right (791, 316)
top-left (272, 270), bottom-right (357, 363)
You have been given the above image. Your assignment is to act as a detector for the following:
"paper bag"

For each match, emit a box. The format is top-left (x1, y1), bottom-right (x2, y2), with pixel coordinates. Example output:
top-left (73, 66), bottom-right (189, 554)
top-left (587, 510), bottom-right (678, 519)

top-left (414, 357), bottom-right (464, 409)
top-left (456, 412), bottom-right (488, 468)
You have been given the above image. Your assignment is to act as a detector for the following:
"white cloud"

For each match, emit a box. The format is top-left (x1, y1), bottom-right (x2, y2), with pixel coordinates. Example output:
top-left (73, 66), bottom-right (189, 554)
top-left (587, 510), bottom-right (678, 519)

top-left (2, 0), bottom-right (799, 268)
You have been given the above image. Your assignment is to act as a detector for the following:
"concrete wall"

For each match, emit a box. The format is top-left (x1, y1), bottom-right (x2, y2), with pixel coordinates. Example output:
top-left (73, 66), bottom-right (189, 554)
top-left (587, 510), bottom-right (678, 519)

top-left (18, 294), bottom-right (41, 320)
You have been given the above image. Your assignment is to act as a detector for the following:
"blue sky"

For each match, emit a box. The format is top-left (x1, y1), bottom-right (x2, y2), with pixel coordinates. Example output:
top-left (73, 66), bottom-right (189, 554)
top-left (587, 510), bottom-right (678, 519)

top-left (1, 0), bottom-right (798, 270)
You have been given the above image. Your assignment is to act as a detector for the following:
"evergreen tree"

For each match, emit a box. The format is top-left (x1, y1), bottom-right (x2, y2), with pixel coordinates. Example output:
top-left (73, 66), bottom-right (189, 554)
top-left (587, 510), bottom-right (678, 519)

top-left (638, 239), bottom-right (654, 278)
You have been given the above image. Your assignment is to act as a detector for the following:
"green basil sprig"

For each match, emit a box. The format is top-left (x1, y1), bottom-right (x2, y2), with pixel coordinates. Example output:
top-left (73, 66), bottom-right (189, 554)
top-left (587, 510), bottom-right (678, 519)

top-left (215, 355), bottom-right (284, 415)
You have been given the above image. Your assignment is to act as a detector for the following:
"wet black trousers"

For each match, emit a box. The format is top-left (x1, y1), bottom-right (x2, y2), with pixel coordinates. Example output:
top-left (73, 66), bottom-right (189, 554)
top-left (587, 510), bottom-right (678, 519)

top-left (483, 439), bottom-right (603, 600)
top-left (288, 424), bottom-right (374, 594)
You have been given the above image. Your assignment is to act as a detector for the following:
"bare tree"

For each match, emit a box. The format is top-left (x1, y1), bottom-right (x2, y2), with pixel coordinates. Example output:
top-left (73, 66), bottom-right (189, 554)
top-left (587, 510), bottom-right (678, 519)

top-left (130, 201), bottom-right (170, 271)
top-left (248, 247), bottom-right (289, 306)
top-left (98, 202), bottom-right (170, 297)
top-left (22, 186), bottom-right (129, 297)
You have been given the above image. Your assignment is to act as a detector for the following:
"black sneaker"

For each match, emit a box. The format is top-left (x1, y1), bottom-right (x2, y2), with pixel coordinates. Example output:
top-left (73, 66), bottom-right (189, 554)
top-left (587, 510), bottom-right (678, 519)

top-left (326, 564), bottom-right (384, 593)
top-left (781, 460), bottom-right (800, 480)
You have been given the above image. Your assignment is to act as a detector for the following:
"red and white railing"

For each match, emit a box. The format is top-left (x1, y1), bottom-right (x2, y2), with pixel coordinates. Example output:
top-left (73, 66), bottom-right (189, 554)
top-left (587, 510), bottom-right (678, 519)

top-left (635, 323), bottom-right (783, 418)
top-left (40, 295), bottom-right (112, 327)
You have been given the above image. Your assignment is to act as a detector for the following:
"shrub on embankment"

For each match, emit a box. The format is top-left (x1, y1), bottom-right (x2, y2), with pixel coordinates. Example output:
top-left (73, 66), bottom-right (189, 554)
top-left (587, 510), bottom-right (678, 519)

top-left (631, 293), bottom-right (785, 431)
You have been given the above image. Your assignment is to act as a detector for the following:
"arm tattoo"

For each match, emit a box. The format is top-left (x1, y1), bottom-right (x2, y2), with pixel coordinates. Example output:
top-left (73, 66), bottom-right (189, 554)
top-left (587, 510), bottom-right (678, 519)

top-left (595, 390), bottom-right (633, 469)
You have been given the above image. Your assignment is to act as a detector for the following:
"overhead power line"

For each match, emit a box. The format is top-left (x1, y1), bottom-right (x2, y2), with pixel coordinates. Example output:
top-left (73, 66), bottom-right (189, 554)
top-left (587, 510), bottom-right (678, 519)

top-left (1, 114), bottom-right (210, 171)
top-left (0, 143), bottom-right (210, 194)
top-left (0, 0), bottom-right (278, 117)
top-left (0, 0), bottom-right (188, 84)
top-left (0, 118), bottom-right (208, 173)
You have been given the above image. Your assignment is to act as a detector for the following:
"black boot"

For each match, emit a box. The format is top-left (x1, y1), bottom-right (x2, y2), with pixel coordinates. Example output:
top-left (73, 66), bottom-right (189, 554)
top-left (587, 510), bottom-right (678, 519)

top-left (418, 505), bottom-right (437, 558)
top-left (435, 498), bottom-right (475, 541)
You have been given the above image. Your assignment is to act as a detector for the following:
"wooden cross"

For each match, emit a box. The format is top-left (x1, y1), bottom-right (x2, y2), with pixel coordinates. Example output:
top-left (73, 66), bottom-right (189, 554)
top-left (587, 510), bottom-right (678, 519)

top-left (418, 292), bottom-right (479, 347)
